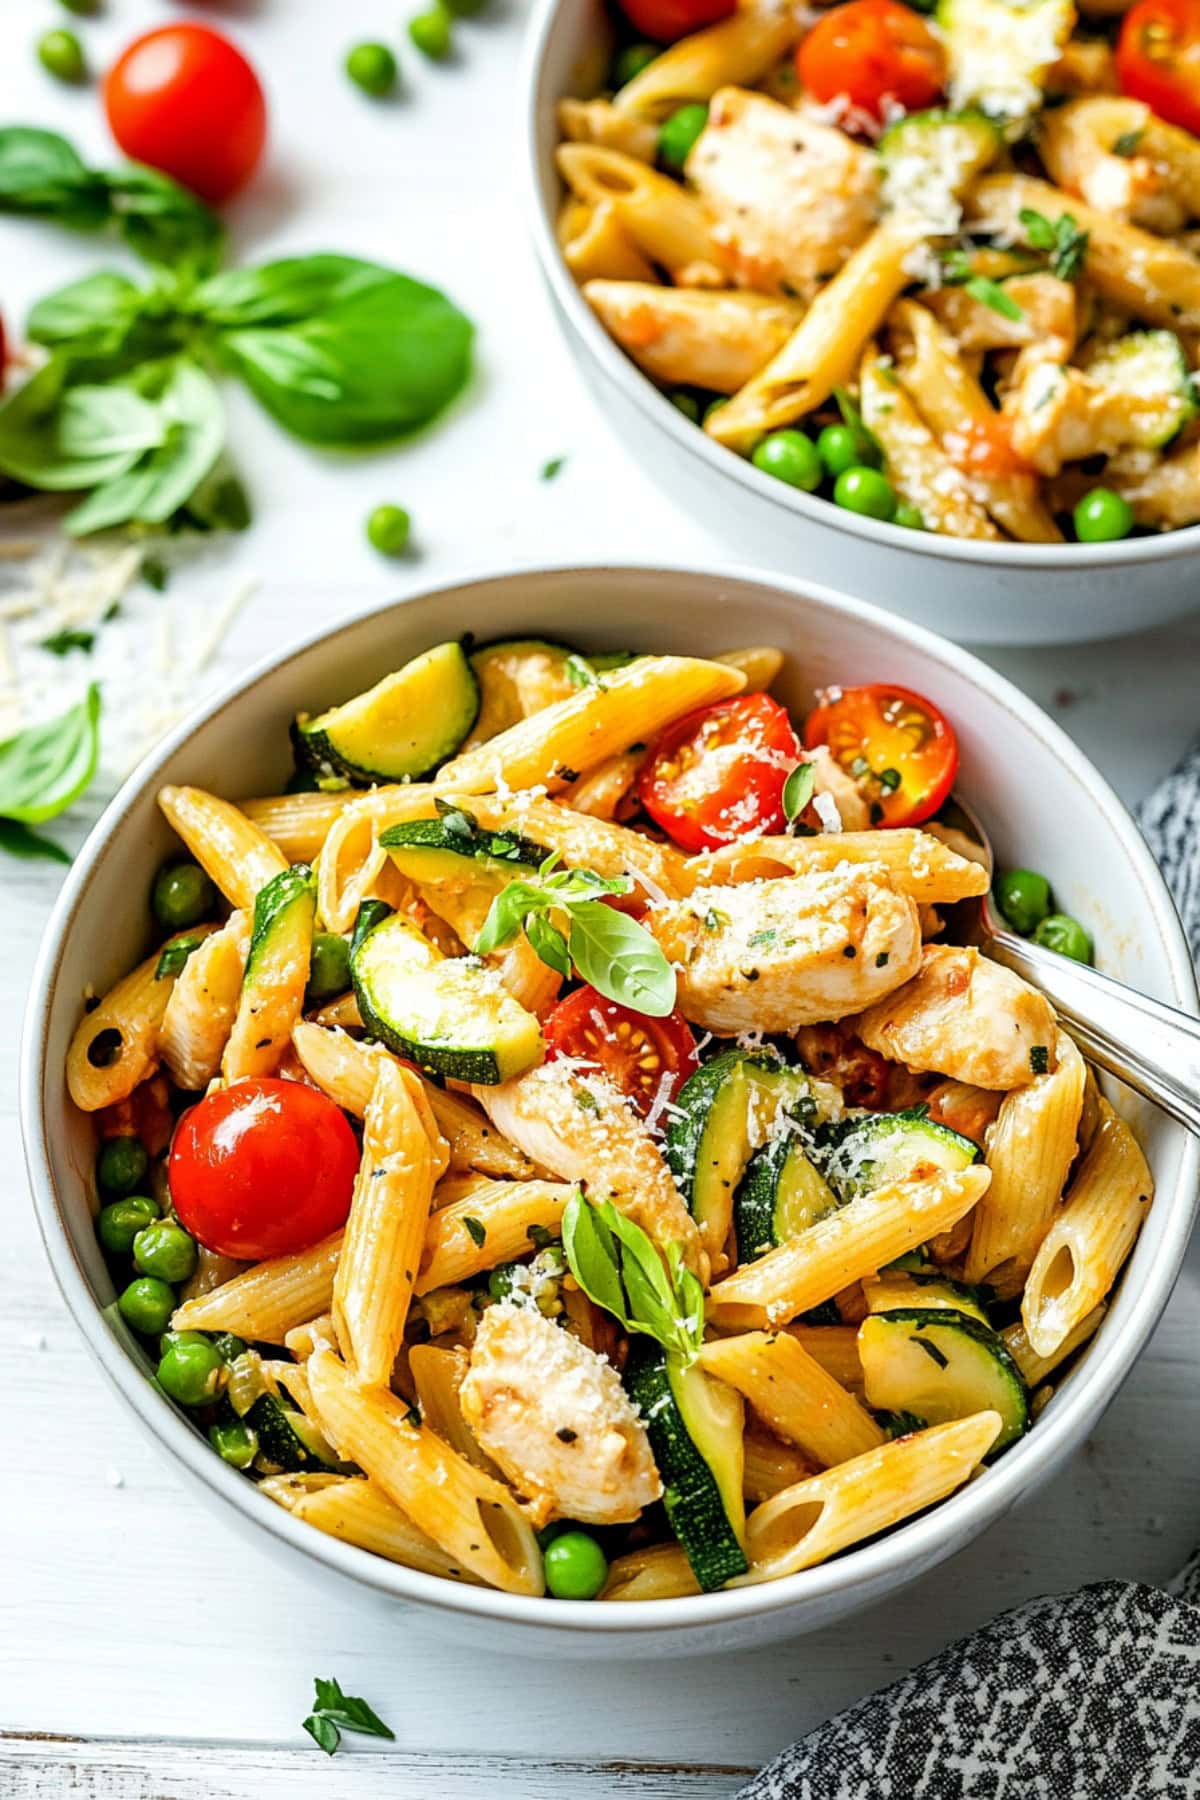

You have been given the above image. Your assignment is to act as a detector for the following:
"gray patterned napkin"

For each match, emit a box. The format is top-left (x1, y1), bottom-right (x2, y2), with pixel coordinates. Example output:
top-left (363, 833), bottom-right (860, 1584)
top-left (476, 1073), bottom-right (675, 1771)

top-left (736, 745), bottom-right (1200, 1800)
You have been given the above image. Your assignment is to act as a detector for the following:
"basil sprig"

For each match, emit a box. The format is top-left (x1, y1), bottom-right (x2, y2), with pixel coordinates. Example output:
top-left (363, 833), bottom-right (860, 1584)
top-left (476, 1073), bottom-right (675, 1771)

top-left (562, 1192), bottom-right (704, 1365)
top-left (782, 758), bottom-right (815, 826)
top-left (0, 127), bottom-right (473, 533)
top-left (474, 855), bottom-right (677, 1017)
top-left (0, 683), bottom-right (101, 864)
top-left (302, 1676), bottom-right (394, 1757)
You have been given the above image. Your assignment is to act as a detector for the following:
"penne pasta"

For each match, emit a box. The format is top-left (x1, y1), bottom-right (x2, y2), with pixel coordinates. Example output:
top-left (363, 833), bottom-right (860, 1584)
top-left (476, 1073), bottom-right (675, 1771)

top-left (262, 1473), bottom-right (480, 1583)
top-left (715, 645), bottom-right (784, 692)
top-left (440, 790), bottom-right (689, 901)
top-left (583, 282), bottom-right (802, 393)
top-left (239, 790), bottom-right (351, 864)
top-left (556, 144), bottom-right (724, 284)
top-left (158, 785), bottom-right (287, 910)
top-left (1002, 1301), bottom-right (1106, 1388)
top-left (614, 2), bottom-right (800, 118)
top-left (289, 1022), bottom-right (448, 1171)
top-left (160, 911), bottom-right (250, 1092)
top-left (742, 1423), bottom-right (819, 1503)
top-left (558, 97), bottom-right (657, 162)
top-left (601, 1543), bottom-right (702, 1602)
top-left (860, 348), bottom-right (1001, 541)
top-left (699, 1331), bottom-right (885, 1467)
top-left (409, 1343), bottom-right (498, 1473)
top-left (66, 927), bottom-right (215, 1112)
top-left (784, 1325), bottom-right (864, 1391)
top-left (332, 1059), bottom-right (436, 1387)
top-left (686, 827), bottom-right (990, 902)
top-left (415, 1180), bottom-right (574, 1294)
top-left (561, 199), bottom-right (657, 284)
top-left (562, 750), bottom-right (645, 822)
top-left (171, 1230), bottom-right (344, 1342)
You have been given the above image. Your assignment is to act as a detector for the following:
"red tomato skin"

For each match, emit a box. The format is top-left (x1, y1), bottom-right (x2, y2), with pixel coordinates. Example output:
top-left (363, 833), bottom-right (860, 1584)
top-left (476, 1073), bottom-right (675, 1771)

top-left (544, 987), bottom-right (699, 1117)
top-left (804, 683), bottom-right (958, 828)
top-left (618, 0), bottom-right (736, 42)
top-left (1117, 0), bottom-right (1200, 135)
top-left (170, 1079), bottom-right (359, 1259)
top-left (796, 0), bottom-right (944, 121)
top-left (638, 693), bottom-right (803, 854)
top-left (104, 25), bottom-right (266, 204)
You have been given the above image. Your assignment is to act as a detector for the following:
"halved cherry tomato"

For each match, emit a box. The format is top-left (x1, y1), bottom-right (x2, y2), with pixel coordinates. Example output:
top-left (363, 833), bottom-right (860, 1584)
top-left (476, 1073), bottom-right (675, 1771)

top-left (104, 24), bottom-right (267, 204)
top-left (617, 0), bottom-right (735, 45)
top-left (797, 0), bottom-right (944, 123)
top-left (1117, 0), bottom-right (1200, 135)
top-left (803, 683), bottom-right (958, 827)
top-left (544, 985), bottom-right (698, 1118)
top-left (169, 1078), bottom-right (359, 1259)
top-left (638, 692), bottom-right (803, 853)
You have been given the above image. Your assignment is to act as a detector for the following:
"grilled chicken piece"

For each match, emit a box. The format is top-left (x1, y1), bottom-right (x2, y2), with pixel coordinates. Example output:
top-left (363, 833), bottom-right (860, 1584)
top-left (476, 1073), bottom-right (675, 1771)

top-left (473, 1060), bottom-right (705, 1277)
top-left (460, 1303), bottom-right (661, 1527)
top-left (647, 867), bottom-right (921, 1033)
top-left (856, 945), bottom-right (1056, 1090)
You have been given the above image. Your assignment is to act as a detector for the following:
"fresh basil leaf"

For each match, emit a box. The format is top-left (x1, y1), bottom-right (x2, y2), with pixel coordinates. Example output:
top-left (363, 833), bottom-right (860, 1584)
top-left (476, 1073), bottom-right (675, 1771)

top-left (0, 819), bottom-right (71, 864)
top-left (964, 276), bottom-right (1024, 321)
top-left (526, 910), bottom-right (571, 979)
top-left (782, 760), bottom-right (815, 824)
top-left (64, 360), bottom-right (224, 536)
top-left (178, 465), bottom-right (251, 533)
top-left (0, 127), bottom-right (108, 229)
top-left (303, 1714), bottom-right (341, 1756)
top-left (567, 900), bottom-right (676, 1018)
top-left (195, 254), bottom-right (401, 328)
top-left (562, 1192), bottom-right (632, 1330)
top-left (103, 164), bottom-right (221, 274)
top-left (474, 879), bottom-right (542, 955)
top-left (26, 271), bottom-right (147, 359)
top-left (1017, 206), bottom-right (1056, 250)
top-left (213, 263), bottom-right (474, 446)
top-left (304, 1677), bottom-right (394, 1753)
top-left (563, 1194), bottom-right (698, 1361)
top-left (0, 359), bottom-right (156, 491)
top-left (0, 683), bottom-right (100, 824)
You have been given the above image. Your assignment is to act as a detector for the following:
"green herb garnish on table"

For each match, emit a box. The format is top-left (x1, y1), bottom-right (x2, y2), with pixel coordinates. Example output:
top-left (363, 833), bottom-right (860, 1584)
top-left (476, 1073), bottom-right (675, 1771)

top-left (302, 1676), bottom-right (396, 1756)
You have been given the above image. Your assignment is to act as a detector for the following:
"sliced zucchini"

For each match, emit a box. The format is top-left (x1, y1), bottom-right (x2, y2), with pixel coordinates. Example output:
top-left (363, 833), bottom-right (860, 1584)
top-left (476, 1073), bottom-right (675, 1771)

top-left (624, 1340), bottom-right (748, 1592)
top-left (666, 1050), bottom-right (824, 1251)
top-left (822, 1107), bottom-right (979, 1203)
top-left (379, 814), bottom-right (548, 886)
top-left (858, 1307), bottom-right (1028, 1452)
top-left (1084, 331), bottom-right (1197, 449)
top-left (937, 0), bottom-right (1074, 124)
top-left (734, 1131), bottom-right (840, 1264)
top-left (293, 640), bottom-right (479, 783)
top-left (863, 1271), bottom-right (992, 1327)
top-left (243, 1393), bottom-right (340, 1474)
top-left (879, 108), bottom-right (1003, 230)
top-left (244, 863), bottom-right (317, 989)
top-left (350, 909), bottom-right (543, 1084)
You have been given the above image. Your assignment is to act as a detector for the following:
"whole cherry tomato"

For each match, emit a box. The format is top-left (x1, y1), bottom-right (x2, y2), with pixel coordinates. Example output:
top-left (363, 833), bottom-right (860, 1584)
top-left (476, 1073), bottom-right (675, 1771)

top-left (803, 683), bottom-right (958, 827)
top-left (169, 1078), bottom-right (359, 1259)
top-left (616, 0), bottom-right (735, 46)
top-left (104, 24), bottom-right (267, 204)
top-left (544, 985), bottom-right (698, 1118)
top-left (1117, 0), bottom-right (1200, 135)
top-left (638, 692), bottom-right (804, 853)
top-left (797, 0), bottom-right (944, 123)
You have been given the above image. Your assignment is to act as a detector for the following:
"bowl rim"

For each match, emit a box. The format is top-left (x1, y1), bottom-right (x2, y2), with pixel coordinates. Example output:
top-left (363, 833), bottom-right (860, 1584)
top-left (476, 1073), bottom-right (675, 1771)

top-left (518, 0), bottom-right (1200, 573)
top-left (21, 559), bottom-right (1200, 1636)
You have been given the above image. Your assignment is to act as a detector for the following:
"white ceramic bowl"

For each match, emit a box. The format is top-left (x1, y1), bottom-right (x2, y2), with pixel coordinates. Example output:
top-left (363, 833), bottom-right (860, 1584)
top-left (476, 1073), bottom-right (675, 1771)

top-left (522, 1), bottom-right (1200, 646)
top-left (21, 564), bottom-right (1199, 1657)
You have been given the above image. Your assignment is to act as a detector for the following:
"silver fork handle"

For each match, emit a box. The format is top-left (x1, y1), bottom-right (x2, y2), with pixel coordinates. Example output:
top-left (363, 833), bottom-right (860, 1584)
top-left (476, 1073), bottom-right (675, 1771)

top-left (987, 928), bottom-right (1200, 1137)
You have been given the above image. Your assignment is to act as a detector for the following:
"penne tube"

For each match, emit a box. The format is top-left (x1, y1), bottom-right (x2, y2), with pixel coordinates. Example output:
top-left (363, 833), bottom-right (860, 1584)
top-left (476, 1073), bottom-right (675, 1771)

top-left (316, 797), bottom-right (430, 936)
top-left (438, 790), bottom-right (689, 901)
top-left (415, 1180), bottom-right (574, 1294)
top-left (562, 750), bottom-right (645, 822)
top-left (699, 1332), bottom-right (885, 1467)
top-left (158, 785), bottom-right (287, 910)
top-left (556, 144), bottom-right (724, 284)
top-left (706, 1167), bottom-right (990, 1330)
top-left (289, 1022), bottom-right (448, 1174)
top-left (735, 1412), bottom-right (1002, 1584)
top-left (601, 1543), bottom-right (702, 1602)
top-left (707, 219), bottom-right (921, 452)
top-left (306, 1349), bottom-right (545, 1595)
top-left (715, 645), bottom-right (784, 693)
top-left (333, 1059), bottom-right (436, 1388)
top-left (742, 1424), bottom-right (819, 1503)
top-left (1021, 1101), bottom-right (1152, 1360)
top-left (160, 910), bottom-right (250, 1091)
top-left (284, 1314), bottom-right (336, 1361)
top-left (493, 929), bottom-right (564, 1017)
top-left (435, 655), bottom-right (745, 797)
top-left (171, 1230), bottom-right (344, 1341)
top-left (583, 282), bottom-right (802, 393)
top-left (966, 1029), bottom-right (1086, 1289)
top-left (686, 828), bottom-right (990, 902)
top-left (261, 1473), bottom-right (481, 1583)
top-left (1003, 1301), bottom-right (1106, 1387)
top-left (784, 1325), bottom-right (864, 1391)
top-left (558, 97), bottom-right (657, 162)
top-left (614, 3), bottom-right (800, 118)
top-left (561, 199), bottom-right (657, 284)
top-left (239, 790), bottom-right (351, 864)
top-left (860, 349), bottom-right (1001, 541)
top-left (409, 1343), bottom-right (498, 1473)
top-left (179, 1246), bottom-right (246, 1304)
top-left (222, 868), bottom-right (316, 1082)
top-left (66, 927), bottom-right (215, 1112)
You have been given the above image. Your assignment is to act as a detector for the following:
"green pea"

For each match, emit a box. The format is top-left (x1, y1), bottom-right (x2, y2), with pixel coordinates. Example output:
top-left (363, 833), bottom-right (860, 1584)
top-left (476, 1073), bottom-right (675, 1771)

top-left (159, 1328), bottom-right (210, 1358)
top-left (346, 41), bottom-right (398, 95)
top-left (1032, 912), bottom-right (1093, 964)
top-left (833, 465), bottom-right (897, 522)
top-left (366, 503), bottom-right (412, 557)
top-left (307, 931), bottom-right (352, 1004)
top-left (152, 861), bottom-right (217, 933)
top-left (209, 1419), bottom-right (259, 1469)
top-left (751, 430), bottom-right (822, 493)
top-left (544, 1528), bottom-right (608, 1599)
top-left (995, 868), bottom-right (1052, 936)
top-left (408, 8), bottom-right (453, 59)
top-left (1074, 487), bottom-right (1133, 544)
top-left (703, 396), bottom-right (729, 423)
top-left (58, 0), bottom-right (100, 12)
top-left (613, 42), bottom-right (657, 86)
top-left (157, 1337), bottom-right (226, 1407)
top-left (38, 27), bottom-right (86, 82)
top-left (488, 1263), bottom-right (518, 1302)
top-left (97, 1134), bottom-right (148, 1199)
top-left (669, 390), bottom-right (702, 423)
top-left (814, 423), bottom-right (864, 478)
top-left (893, 502), bottom-right (925, 531)
top-left (118, 1277), bottom-right (176, 1337)
top-left (133, 1220), bottom-right (197, 1285)
top-left (97, 1195), bottom-right (159, 1257)
top-left (210, 1332), bottom-right (247, 1364)
top-left (657, 103), bottom-right (708, 173)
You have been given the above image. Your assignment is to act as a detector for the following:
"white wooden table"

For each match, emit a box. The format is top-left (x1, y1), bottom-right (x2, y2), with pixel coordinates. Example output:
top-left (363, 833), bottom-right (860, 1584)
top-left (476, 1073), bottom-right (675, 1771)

top-left (2, 2), bottom-right (1199, 1792)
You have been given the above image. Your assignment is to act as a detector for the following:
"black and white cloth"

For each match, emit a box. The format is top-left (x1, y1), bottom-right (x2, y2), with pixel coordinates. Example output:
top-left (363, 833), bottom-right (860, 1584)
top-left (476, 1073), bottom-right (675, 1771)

top-left (736, 744), bottom-right (1200, 1800)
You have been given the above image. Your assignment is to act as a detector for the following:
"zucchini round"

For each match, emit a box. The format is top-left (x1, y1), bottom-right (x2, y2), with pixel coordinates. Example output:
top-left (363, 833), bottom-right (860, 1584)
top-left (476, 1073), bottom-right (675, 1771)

top-left (858, 1307), bottom-right (1028, 1453)
top-left (734, 1131), bottom-right (839, 1264)
top-left (294, 640), bottom-right (479, 783)
top-left (823, 1107), bottom-right (979, 1202)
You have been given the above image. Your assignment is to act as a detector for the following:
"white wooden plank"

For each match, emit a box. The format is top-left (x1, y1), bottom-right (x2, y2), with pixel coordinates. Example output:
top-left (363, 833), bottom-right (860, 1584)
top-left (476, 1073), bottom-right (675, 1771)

top-left (0, 1739), bottom-right (750, 1798)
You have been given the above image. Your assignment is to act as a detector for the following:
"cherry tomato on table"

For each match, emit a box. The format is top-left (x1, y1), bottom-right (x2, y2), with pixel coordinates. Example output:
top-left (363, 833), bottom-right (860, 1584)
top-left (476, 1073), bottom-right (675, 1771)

top-left (797, 0), bottom-right (944, 123)
top-left (169, 1078), bottom-right (360, 1259)
top-left (544, 985), bottom-right (699, 1119)
top-left (638, 692), bottom-right (803, 853)
top-left (1117, 0), bottom-right (1200, 135)
top-left (803, 683), bottom-right (958, 828)
top-left (616, 0), bottom-right (736, 46)
top-left (104, 24), bottom-right (267, 204)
